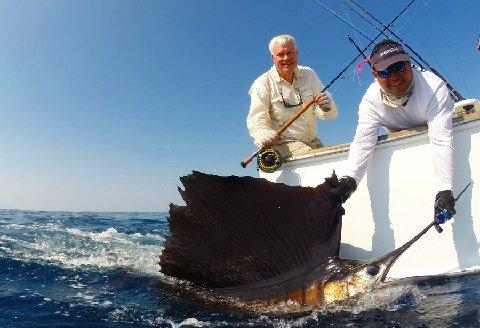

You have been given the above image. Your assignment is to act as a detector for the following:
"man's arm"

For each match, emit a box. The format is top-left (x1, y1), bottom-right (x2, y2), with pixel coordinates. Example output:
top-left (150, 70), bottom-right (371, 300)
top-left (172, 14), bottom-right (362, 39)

top-left (426, 81), bottom-right (455, 231)
top-left (330, 101), bottom-right (379, 202)
top-left (345, 101), bottom-right (381, 184)
top-left (247, 80), bottom-right (277, 147)
top-left (426, 82), bottom-right (455, 191)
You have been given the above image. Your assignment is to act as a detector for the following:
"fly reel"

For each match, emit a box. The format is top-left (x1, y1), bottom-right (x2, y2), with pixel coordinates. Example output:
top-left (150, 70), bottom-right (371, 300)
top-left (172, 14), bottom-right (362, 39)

top-left (257, 148), bottom-right (282, 173)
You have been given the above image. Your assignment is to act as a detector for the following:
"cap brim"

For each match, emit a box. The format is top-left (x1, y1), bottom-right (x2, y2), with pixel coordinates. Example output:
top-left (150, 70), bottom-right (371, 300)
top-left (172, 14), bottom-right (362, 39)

top-left (373, 54), bottom-right (410, 71)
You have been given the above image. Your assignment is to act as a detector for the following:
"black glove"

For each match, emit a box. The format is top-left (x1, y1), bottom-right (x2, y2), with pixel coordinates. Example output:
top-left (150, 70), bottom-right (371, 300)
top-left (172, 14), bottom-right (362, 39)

top-left (433, 190), bottom-right (456, 233)
top-left (331, 176), bottom-right (357, 203)
top-left (435, 190), bottom-right (456, 221)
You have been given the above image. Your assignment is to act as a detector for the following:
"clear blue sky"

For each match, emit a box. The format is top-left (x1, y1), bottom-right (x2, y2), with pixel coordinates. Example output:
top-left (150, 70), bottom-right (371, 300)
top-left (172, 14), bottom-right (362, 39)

top-left (0, 0), bottom-right (478, 212)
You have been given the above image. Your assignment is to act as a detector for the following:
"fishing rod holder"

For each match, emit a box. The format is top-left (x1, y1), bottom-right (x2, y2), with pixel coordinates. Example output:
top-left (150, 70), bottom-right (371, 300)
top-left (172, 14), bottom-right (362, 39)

top-left (454, 99), bottom-right (479, 114)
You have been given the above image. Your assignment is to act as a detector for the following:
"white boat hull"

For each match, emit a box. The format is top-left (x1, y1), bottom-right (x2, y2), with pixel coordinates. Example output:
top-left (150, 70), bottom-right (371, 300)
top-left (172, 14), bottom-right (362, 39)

top-left (259, 101), bottom-right (480, 279)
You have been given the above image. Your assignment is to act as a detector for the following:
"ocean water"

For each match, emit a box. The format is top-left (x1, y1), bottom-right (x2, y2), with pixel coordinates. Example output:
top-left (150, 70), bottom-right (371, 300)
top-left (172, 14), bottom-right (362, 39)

top-left (1, 209), bottom-right (480, 328)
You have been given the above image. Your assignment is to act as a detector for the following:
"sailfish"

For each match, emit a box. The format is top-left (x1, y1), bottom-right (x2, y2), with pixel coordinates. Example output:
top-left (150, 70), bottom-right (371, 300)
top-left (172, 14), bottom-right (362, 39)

top-left (158, 171), bottom-right (433, 314)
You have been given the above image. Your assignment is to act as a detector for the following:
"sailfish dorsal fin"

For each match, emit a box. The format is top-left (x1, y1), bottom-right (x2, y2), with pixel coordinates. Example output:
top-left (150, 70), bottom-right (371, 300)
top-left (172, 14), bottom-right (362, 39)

top-left (160, 171), bottom-right (343, 289)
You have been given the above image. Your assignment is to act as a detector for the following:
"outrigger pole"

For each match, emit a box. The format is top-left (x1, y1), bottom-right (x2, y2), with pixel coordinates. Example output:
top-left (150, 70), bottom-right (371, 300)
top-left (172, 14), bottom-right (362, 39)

top-left (348, 35), bottom-right (369, 64)
top-left (341, 0), bottom-right (464, 102)
top-left (241, 0), bottom-right (416, 168)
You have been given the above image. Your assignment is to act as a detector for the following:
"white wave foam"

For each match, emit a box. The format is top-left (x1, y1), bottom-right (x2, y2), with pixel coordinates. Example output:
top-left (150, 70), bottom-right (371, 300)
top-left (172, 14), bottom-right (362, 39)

top-left (314, 283), bottom-right (422, 315)
top-left (1, 225), bottom-right (166, 277)
top-left (149, 317), bottom-right (210, 328)
top-left (176, 318), bottom-right (207, 327)
top-left (65, 227), bottom-right (165, 244)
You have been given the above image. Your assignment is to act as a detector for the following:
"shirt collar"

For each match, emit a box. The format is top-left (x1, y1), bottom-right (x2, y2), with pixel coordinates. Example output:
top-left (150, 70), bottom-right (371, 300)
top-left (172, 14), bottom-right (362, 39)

top-left (269, 65), bottom-right (301, 83)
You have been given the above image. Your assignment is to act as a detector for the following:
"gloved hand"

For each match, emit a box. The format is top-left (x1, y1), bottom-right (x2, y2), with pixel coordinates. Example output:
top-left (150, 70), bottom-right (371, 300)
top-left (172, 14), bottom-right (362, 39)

top-left (314, 92), bottom-right (332, 112)
top-left (434, 190), bottom-right (456, 226)
top-left (331, 176), bottom-right (357, 203)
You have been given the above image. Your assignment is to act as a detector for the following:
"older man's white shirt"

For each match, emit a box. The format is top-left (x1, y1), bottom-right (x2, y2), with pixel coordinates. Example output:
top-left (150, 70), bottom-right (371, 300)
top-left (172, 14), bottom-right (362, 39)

top-left (247, 65), bottom-right (338, 147)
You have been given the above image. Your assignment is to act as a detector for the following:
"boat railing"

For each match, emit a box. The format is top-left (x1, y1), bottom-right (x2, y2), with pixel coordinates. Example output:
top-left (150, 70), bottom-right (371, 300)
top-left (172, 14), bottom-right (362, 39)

top-left (282, 99), bottom-right (480, 164)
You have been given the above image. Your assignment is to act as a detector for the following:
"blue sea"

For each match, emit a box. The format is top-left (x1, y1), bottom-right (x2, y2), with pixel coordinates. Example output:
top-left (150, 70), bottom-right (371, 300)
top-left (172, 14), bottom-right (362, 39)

top-left (1, 209), bottom-right (480, 328)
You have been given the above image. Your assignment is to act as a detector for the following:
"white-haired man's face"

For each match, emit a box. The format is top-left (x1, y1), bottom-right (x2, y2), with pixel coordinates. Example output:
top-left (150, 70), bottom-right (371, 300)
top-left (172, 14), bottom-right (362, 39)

top-left (271, 42), bottom-right (298, 82)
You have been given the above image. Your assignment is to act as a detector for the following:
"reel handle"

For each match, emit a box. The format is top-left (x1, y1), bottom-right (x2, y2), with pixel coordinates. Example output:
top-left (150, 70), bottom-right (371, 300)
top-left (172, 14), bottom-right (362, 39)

top-left (241, 147), bottom-right (265, 168)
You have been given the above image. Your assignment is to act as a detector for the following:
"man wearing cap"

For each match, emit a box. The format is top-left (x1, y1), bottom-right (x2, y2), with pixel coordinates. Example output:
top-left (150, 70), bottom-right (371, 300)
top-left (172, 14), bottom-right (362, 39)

top-left (331, 39), bottom-right (456, 228)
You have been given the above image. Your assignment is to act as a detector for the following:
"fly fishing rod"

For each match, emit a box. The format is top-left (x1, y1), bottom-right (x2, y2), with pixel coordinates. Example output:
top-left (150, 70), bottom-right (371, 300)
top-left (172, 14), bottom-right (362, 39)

top-left (241, 0), bottom-right (417, 169)
top-left (342, 0), bottom-right (464, 102)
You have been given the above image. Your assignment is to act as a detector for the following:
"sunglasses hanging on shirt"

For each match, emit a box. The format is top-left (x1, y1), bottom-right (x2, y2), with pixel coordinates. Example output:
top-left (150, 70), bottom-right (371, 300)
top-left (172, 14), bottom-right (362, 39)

top-left (280, 86), bottom-right (303, 108)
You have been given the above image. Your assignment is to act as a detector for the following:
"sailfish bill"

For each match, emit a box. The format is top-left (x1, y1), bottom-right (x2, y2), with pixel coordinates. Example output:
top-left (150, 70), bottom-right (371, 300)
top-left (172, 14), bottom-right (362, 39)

top-left (158, 171), bottom-right (429, 313)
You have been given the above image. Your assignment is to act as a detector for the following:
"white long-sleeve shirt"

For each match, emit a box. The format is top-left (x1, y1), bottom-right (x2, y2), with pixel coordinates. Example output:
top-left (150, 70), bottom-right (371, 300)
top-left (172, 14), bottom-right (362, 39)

top-left (247, 65), bottom-right (338, 147)
top-left (345, 69), bottom-right (455, 191)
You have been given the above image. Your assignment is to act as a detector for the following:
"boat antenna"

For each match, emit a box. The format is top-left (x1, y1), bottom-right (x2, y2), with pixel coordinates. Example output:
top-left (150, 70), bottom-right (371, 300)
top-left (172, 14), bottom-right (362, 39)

top-left (242, 0), bottom-right (417, 168)
top-left (344, 0), bottom-right (464, 102)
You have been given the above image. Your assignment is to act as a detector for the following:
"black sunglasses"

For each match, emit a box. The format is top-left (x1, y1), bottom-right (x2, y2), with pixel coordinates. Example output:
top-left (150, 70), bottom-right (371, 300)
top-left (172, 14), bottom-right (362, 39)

top-left (280, 86), bottom-right (303, 108)
top-left (377, 61), bottom-right (407, 79)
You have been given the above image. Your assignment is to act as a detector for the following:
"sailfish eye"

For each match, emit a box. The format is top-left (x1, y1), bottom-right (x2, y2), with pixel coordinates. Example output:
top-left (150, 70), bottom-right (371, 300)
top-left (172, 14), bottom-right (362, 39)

top-left (366, 265), bottom-right (380, 276)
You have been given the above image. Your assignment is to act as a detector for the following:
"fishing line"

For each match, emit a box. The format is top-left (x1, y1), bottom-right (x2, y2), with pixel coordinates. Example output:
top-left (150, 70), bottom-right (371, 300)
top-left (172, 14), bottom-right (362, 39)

top-left (404, 23), bottom-right (447, 74)
top-left (426, 5), bottom-right (471, 98)
top-left (311, 0), bottom-right (372, 42)
top-left (341, 0), bottom-right (392, 42)
top-left (343, 0), bottom-right (463, 101)
top-left (339, 1), bottom-right (367, 85)
top-left (330, 72), bottom-right (350, 94)
top-left (396, 0), bottom-right (434, 32)
top-left (346, 0), bottom-right (428, 71)
top-left (318, 0), bottom-right (416, 93)
top-left (348, 0), bottom-right (389, 28)
top-left (339, 1), bottom-right (364, 48)
top-left (323, 0), bottom-right (465, 102)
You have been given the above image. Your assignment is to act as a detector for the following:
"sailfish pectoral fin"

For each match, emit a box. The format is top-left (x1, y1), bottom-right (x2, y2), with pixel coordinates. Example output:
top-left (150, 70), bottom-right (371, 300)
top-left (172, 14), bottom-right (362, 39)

top-left (303, 283), bottom-right (324, 307)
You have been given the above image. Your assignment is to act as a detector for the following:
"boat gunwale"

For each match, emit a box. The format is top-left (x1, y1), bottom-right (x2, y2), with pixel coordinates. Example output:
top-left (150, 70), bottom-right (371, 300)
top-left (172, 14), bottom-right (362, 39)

top-left (280, 109), bottom-right (480, 165)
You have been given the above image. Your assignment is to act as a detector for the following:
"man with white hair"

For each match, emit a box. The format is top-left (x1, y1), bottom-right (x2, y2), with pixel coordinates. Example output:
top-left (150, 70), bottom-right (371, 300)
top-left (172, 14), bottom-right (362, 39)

top-left (247, 34), bottom-right (338, 159)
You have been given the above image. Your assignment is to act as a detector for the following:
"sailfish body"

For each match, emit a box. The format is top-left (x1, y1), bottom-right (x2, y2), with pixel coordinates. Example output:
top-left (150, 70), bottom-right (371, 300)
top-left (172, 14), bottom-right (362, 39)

top-left (159, 171), bottom-right (416, 313)
top-left (211, 242), bottom-right (408, 312)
